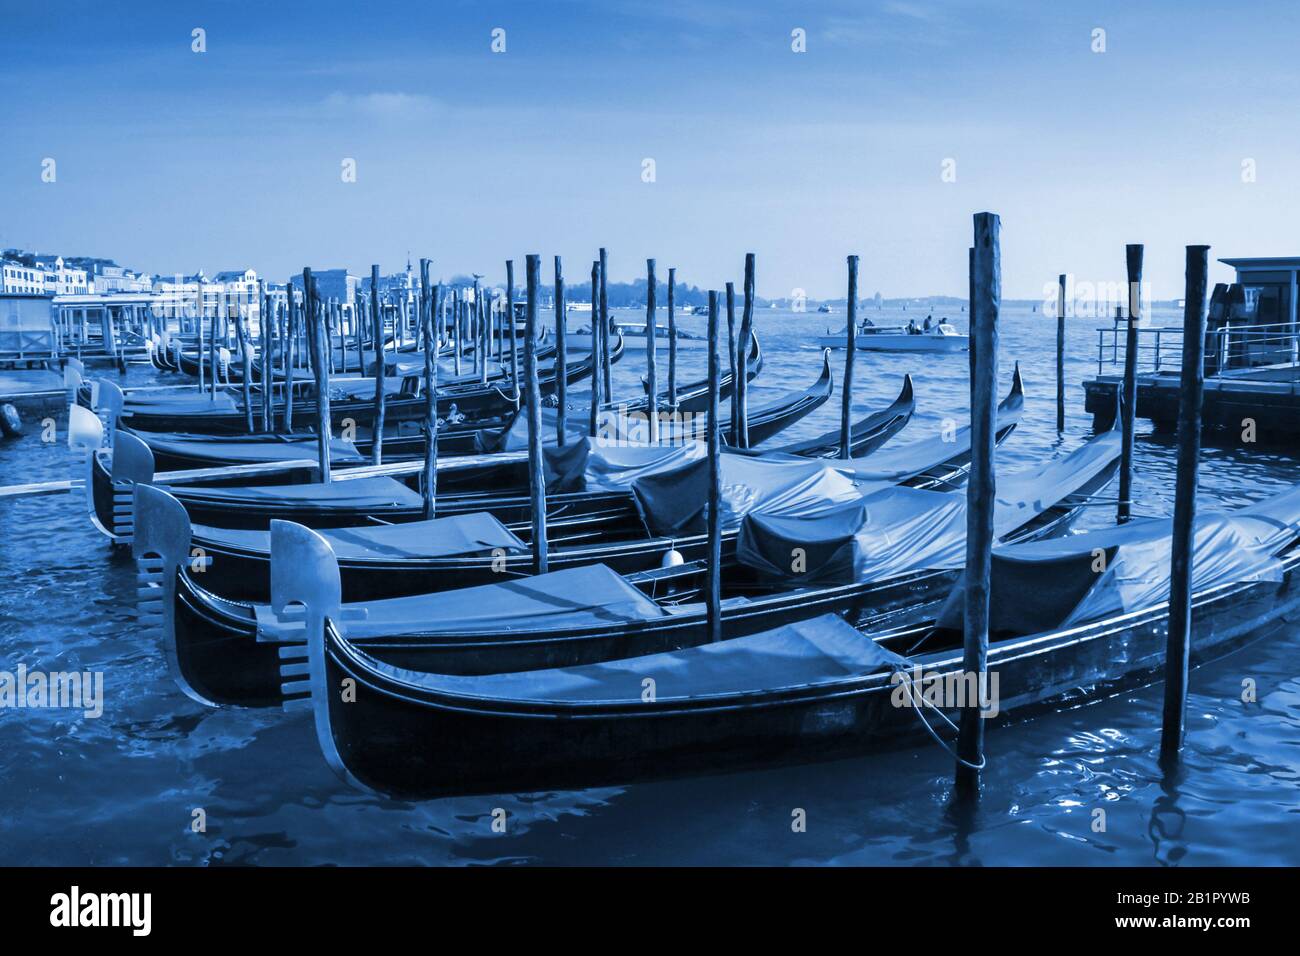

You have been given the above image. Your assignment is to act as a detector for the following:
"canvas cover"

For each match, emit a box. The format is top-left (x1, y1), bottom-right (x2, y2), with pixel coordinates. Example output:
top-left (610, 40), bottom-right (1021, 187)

top-left (735, 431), bottom-right (1121, 585)
top-left (173, 475), bottom-right (424, 510)
top-left (124, 392), bottom-right (239, 414)
top-left (631, 450), bottom-right (872, 537)
top-left (372, 612), bottom-right (910, 703)
top-left (257, 562), bottom-right (667, 639)
top-left (936, 483), bottom-right (1300, 635)
top-left (141, 431), bottom-right (364, 465)
top-left (196, 511), bottom-right (524, 561)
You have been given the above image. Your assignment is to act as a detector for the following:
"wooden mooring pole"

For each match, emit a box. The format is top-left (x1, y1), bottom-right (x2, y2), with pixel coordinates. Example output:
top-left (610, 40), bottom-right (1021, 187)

top-left (1160, 245), bottom-right (1210, 766)
top-left (705, 289), bottom-right (723, 644)
top-left (370, 265), bottom-right (385, 465)
top-left (303, 269), bottom-right (332, 483)
top-left (554, 256), bottom-right (567, 446)
top-left (588, 259), bottom-right (602, 437)
top-left (599, 247), bottom-right (611, 400)
top-left (525, 254), bottom-right (549, 575)
top-left (237, 299), bottom-right (254, 433)
top-left (260, 283), bottom-right (273, 432)
top-left (506, 260), bottom-right (519, 400)
top-left (1056, 273), bottom-right (1066, 433)
top-left (957, 213), bottom-right (1001, 796)
top-left (1119, 245), bottom-right (1144, 523)
top-left (645, 258), bottom-right (658, 442)
top-left (421, 260), bottom-right (438, 520)
top-left (736, 253), bottom-right (756, 448)
top-left (667, 268), bottom-right (678, 409)
top-left (284, 284), bottom-right (296, 432)
top-left (840, 255), bottom-right (859, 459)
top-left (725, 282), bottom-right (738, 438)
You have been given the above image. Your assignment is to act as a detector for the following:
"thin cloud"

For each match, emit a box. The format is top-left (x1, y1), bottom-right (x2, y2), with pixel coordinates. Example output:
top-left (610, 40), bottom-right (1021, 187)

top-left (322, 91), bottom-right (442, 119)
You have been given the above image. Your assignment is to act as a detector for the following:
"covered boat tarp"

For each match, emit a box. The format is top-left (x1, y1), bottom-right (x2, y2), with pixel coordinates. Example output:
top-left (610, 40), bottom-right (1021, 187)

top-left (631, 451), bottom-right (873, 537)
top-left (366, 613), bottom-right (910, 703)
top-left (124, 392), bottom-right (240, 414)
top-left (260, 563), bottom-right (667, 639)
top-left (936, 483), bottom-right (1300, 636)
top-left (139, 431), bottom-right (364, 465)
top-left (172, 475), bottom-right (423, 510)
top-left (736, 430), bottom-right (1121, 585)
top-left (197, 511), bottom-right (525, 561)
top-left (470, 408), bottom-right (592, 490)
top-left (587, 440), bottom-right (709, 495)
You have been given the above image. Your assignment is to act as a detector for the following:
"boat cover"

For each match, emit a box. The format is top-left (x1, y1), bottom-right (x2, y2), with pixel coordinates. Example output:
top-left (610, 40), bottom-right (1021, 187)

top-left (140, 431), bottom-right (364, 465)
top-left (364, 612), bottom-right (910, 702)
top-left (936, 483), bottom-right (1300, 635)
top-left (736, 431), bottom-right (1121, 585)
top-left (124, 392), bottom-right (239, 414)
top-left (171, 475), bottom-right (424, 510)
top-left (631, 450), bottom-right (877, 537)
top-left (196, 511), bottom-right (524, 561)
top-left (260, 563), bottom-right (667, 639)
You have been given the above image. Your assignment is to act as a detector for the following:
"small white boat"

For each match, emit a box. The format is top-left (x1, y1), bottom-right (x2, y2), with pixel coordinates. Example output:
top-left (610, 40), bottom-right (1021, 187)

top-left (818, 323), bottom-right (969, 353)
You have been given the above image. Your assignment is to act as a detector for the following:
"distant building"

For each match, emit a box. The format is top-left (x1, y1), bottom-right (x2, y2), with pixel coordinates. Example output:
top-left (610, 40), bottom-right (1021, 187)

top-left (290, 268), bottom-right (360, 305)
top-left (1, 260), bottom-right (49, 295)
top-left (31, 256), bottom-right (91, 295)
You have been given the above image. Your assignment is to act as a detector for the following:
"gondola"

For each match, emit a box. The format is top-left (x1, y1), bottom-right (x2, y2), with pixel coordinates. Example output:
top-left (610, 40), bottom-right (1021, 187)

top-left (115, 348), bottom-right (840, 475)
top-left (280, 484), bottom-right (1300, 797)
top-left (133, 424), bottom-right (1119, 707)
top-left (114, 334), bottom-right (608, 436)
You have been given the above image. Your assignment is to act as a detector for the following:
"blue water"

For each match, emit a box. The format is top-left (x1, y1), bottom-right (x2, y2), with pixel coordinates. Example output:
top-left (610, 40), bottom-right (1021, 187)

top-left (1, 306), bottom-right (1297, 865)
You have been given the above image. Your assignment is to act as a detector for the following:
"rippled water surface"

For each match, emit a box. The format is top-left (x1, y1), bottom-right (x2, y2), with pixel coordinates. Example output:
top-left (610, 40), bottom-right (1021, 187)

top-left (1, 306), bottom-right (1297, 865)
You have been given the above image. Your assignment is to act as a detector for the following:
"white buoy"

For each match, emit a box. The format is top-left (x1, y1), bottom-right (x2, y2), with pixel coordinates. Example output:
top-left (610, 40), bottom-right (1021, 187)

top-left (661, 548), bottom-right (684, 568)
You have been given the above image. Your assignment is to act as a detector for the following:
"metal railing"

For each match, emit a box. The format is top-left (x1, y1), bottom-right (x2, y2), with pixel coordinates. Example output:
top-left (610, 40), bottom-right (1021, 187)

top-left (1095, 320), bottom-right (1299, 381)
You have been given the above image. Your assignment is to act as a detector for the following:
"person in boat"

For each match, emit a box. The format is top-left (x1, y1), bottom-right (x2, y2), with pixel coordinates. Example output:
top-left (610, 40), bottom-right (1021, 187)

top-left (906, 318), bottom-right (919, 335)
top-left (923, 315), bottom-right (932, 332)
top-left (858, 317), bottom-right (875, 333)
top-left (937, 317), bottom-right (955, 332)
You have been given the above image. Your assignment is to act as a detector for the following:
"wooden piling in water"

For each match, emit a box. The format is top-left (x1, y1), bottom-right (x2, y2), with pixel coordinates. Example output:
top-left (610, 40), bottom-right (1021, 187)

top-left (370, 266), bottom-right (386, 465)
top-left (645, 259), bottom-right (658, 442)
top-left (208, 302), bottom-right (219, 396)
top-left (506, 260), bottom-right (519, 399)
top-left (725, 282), bottom-right (738, 437)
top-left (1160, 244), bottom-right (1210, 766)
top-left (260, 283), bottom-right (273, 432)
top-left (1056, 273), bottom-right (1066, 433)
top-left (236, 299), bottom-right (254, 433)
top-left (840, 255), bottom-right (858, 459)
top-left (667, 268), bottom-right (678, 409)
top-left (706, 289), bottom-right (723, 644)
top-left (197, 292), bottom-right (206, 395)
top-left (554, 256), bottom-right (567, 445)
top-left (599, 248), bottom-right (611, 400)
top-left (421, 260), bottom-right (438, 520)
top-left (525, 254), bottom-right (549, 575)
top-left (957, 214), bottom-right (1001, 795)
top-left (303, 269), bottom-right (332, 483)
top-left (588, 260), bottom-right (602, 437)
top-left (284, 284), bottom-right (296, 432)
top-left (736, 254), bottom-right (756, 448)
top-left (1119, 245), bottom-right (1144, 523)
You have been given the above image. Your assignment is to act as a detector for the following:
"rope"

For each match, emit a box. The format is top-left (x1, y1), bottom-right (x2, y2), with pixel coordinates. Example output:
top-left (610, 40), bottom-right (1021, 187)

top-left (894, 667), bottom-right (987, 771)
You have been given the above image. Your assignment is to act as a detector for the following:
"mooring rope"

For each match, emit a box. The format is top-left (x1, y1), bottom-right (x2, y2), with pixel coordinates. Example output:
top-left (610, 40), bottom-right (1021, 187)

top-left (894, 667), bottom-right (987, 771)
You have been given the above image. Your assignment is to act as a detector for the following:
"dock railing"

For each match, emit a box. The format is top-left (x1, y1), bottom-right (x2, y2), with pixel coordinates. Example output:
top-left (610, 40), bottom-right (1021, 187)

top-left (1095, 320), bottom-right (1299, 383)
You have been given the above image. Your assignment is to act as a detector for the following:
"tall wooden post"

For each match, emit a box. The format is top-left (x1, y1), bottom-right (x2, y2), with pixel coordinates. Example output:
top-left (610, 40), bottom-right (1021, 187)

top-left (588, 260), bottom-right (602, 437)
top-left (599, 247), bottom-right (611, 400)
top-left (284, 284), bottom-right (295, 432)
top-left (524, 255), bottom-right (549, 574)
top-left (303, 269), bottom-right (332, 483)
top-left (1056, 273), bottom-right (1066, 433)
top-left (957, 213), bottom-right (1001, 796)
top-left (840, 255), bottom-right (859, 459)
top-left (1119, 245), bottom-right (1144, 523)
top-left (208, 297), bottom-right (219, 396)
top-left (705, 289), bottom-right (723, 644)
top-left (260, 283), bottom-right (273, 432)
top-left (421, 261), bottom-right (438, 520)
top-left (645, 258), bottom-right (658, 442)
top-left (1160, 245), bottom-right (1210, 766)
top-left (473, 275), bottom-right (484, 382)
top-left (506, 260), bottom-right (519, 399)
top-left (736, 253), bottom-right (756, 448)
top-left (725, 282), bottom-right (738, 438)
top-left (370, 266), bottom-right (386, 465)
top-left (196, 284), bottom-right (206, 395)
top-left (667, 267), bottom-right (678, 409)
top-left (452, 290), bottom-right (462, 377)
top-left (237, 299), bottom-right (254, 433)
top-left (554, 256), bottom-right (567, 445)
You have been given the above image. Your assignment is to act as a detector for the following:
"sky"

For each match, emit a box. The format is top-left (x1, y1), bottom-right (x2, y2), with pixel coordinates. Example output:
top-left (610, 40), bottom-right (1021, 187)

top-left (2, 0), bottom-right (1298, 300)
